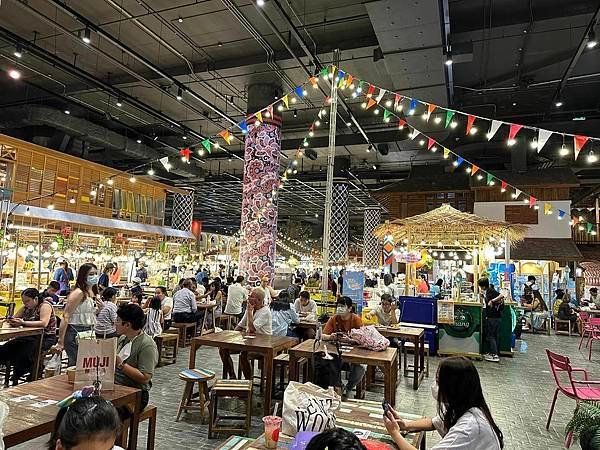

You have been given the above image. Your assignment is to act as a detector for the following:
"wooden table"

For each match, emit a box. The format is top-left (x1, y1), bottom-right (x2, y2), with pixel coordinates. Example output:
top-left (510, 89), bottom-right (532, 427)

top-left (0, 326), bottom-right (45, 382)
top-left (376, 325), bottom-right (426, 390)
top-left (216, 398), bottom-right (425, 449)
top-left (288, 339), bottom-right (398, 404)
top-left (198, 302), bottom-right (217, 335)
top-left (0, 374), bottom-right (141, 449)
top-left (188, 330), bottom-right (298, 416)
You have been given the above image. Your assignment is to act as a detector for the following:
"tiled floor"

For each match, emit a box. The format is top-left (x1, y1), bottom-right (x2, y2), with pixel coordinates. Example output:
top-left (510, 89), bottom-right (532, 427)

top-left (19, 331), bottom-right (600, 449)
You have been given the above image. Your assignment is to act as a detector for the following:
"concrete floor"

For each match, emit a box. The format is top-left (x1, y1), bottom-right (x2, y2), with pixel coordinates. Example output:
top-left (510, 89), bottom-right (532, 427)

top-left (18, 331), bottom-right (598, 449)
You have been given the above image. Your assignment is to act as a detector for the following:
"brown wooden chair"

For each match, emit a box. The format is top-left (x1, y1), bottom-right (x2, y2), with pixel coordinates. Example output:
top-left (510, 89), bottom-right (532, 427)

top-left (176, 368), bottom-right (215, 423)
top-left (119, 405), bottom-right (157, 450)
top-left (403, 341), bottom-right (430, 378)
top-left (555, 319), bottom-right (572, 336)
top-left (208, 379), bottom-right (253, 438)
top-left (166, 322), bottom-right (197, 347)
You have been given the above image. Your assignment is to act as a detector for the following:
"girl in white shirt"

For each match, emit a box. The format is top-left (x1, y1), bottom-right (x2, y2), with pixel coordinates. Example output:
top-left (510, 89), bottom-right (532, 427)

top-left (384, 356), bottom-right (503, 449)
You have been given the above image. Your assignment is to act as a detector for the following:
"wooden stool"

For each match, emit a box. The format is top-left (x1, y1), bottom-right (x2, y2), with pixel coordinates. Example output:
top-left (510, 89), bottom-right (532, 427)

top-left (208, 379), bottom-right (253, 438)
top-left (273, 353), bottom-right (289, 393)
top-left (176, 368), bottom-right (216, 423)
top-left (555, 319), bottom-right (572, 336)
top-left (154, 333), bottom-right (178, 366)
top-left (118, 405), bottom-right (157, 450)
top-left (167, 323), bottom-right (197, 347)
top-left (403, 342), bottom-right (430, 378)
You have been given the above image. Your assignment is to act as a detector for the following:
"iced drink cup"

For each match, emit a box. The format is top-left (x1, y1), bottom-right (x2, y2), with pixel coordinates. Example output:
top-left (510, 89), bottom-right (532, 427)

top-left (262, 416), bottom-right (282, 448)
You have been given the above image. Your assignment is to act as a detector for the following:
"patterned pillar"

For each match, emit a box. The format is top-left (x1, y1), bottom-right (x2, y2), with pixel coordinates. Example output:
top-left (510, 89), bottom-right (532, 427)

top-left (329, 181), bottom-right (349, 264)
top-left (239, 84), bottom-right (282, 284)
top-left (171, 191), bottom-right (194, 231)
top-left (363, 208), bottom-right (381, 268)
top-left (383, 235), bottom-right (395, 266)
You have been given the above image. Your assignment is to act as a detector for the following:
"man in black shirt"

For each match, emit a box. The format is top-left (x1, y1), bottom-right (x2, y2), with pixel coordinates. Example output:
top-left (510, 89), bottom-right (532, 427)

top-left (478, 278), bottom-right (505, 362)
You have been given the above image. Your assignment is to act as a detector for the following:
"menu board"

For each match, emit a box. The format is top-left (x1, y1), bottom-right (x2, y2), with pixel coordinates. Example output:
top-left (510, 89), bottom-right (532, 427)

top-left (437, 300), bottom-right (455, 324)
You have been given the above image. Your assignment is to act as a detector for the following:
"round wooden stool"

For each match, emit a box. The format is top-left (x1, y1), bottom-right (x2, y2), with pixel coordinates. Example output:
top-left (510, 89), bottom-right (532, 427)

top-left (176, 368), bottom-right (215, 423)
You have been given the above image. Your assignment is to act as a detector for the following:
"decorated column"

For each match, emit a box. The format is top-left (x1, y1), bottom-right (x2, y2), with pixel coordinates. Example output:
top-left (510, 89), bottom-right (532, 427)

top-left (170, 190), bottom-right (194, 231)
top-left (239, 83), bottom-right (282, 284)
top-left (363, 207), bottom-right (381, 268)
top-left (329, 180), bottom-right (349, 264)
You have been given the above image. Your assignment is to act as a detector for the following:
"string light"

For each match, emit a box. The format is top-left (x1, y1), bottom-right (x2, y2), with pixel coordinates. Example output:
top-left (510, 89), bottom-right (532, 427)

top-left (507, 138), bottom-right (516, 146)
top-left (449, 121), bottom-right (458, 128)
top-left (129, 176), bottom-right (136, 183)
top-left (588, 150), bottom-right (598, 163)
top-left (434, 116), bottom-right (442, 124)
top-left (147, 168), bottom-right (155, 176)
top-left (469, 127), bottom-right (478, 135)
top-left (559, 144), bottom-right (569, 156)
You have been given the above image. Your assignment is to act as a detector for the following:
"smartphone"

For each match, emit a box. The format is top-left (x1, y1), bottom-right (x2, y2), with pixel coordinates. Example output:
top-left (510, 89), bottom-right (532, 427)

top-left (382, 401), bottom-right (390, 415)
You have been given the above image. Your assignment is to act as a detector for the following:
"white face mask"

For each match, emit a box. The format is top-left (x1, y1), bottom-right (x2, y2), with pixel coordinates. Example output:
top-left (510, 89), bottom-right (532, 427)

top-left (87, 274), bottom-right (99, 286)
top-left (431, 382), bottom-right (439, 401)
top-left (336, 306), bottom-right (348, 315)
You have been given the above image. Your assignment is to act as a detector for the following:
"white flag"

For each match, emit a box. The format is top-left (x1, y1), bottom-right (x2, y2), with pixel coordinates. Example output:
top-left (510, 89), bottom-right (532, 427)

top-left (537, 129), bottom-right (553, 153)
top-left (515, 189), bottom-right (522, 199)
top-left (375, 88), bottom-right (386, 104)
top-left (160, 157), bottom-right (170, 171)
top-left (487, 120), bottom-right (502, 140)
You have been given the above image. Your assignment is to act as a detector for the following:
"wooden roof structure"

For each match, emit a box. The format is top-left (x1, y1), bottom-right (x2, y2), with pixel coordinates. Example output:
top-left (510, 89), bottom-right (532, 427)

top-left (373, 204), bottom-right (527, 247)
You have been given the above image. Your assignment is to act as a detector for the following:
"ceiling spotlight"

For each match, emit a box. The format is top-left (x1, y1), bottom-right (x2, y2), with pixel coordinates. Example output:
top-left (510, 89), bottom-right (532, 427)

top-left (107, 179), bottom-right (114, 185)
top-left (587, 30), bottom-right (598, 49)
top-left (374, 108), bottom-right (380, 115)
top-left (277, 104), bottom-right (284, 112)
top-left (588, 150), bottom-right (598, 163)
top-left (314, 213), bottom-right (318, 218)
top-left (315, 120), bottom-right (321, 127)
top-left (445, 51), bottom-right (453, 66)
top-left (147, 168), bottom-right (155, 176)
top-left (82, 27), bottom-right (91, 44)
top-left (178, 17), bottom-right (183, 23)
top-left (419, 139), bottom-right (425, 146)
top-left (372, 164), bottom-right (377, 170)
top-left (257, 0), bottom-right (265, 5)
top-left (554, 98), bottom-right (564, 108)
top-left (13, 43), bottom-right (23, 58)
top-left (8, 69), bottom-right (21, 80)
top-left (198, 149), bottom-right (205, 156)
top-left (182, 135), bottom-right (187, 140)
top-left (64, 109), bottom-right (71, 115)
top-left (346, 122), bottom-right (352, 127)
top-left (176, 87), bottom-right (183, 101)
top-left (293, 109), bottom-right (298, 118)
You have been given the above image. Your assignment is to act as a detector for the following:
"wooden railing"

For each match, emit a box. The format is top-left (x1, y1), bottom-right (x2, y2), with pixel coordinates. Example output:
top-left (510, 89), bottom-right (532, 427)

top-left (573, 223), bottom-right (600, 244)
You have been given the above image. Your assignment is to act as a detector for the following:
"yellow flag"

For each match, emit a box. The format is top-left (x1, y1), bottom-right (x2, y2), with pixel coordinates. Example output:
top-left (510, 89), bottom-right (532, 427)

top-left (255, 111), bottom-right (263, 123)
top-left (443, 148), bottom-right (450, 159)
top-left (544, 203), bottom-right (553, 215)
top-left (282, 95), bottom-right (289, 108)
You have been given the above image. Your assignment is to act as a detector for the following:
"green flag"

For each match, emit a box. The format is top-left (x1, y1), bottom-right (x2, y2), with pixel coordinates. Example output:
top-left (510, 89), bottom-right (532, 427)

top-left (445, 110), bottom-right (456, 128)
top-left (587, 222), bottom-right (594, 233)
top-left (201, 139), bottom-right (211, 153)
top-left (487, 173), bottom-right (494, 185)
top-left (383, 109), bottom-right (391, 120)
top-left (321, 67), bottom-right (328, 78)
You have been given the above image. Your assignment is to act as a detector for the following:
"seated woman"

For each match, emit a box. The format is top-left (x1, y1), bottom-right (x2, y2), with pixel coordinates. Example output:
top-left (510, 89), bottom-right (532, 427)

top-left (0, 288), bottom-right (57, 383)
top-left (558, 298), bottom-right (582, 334)
top-left (271, 291), bottom-right (299, 337)
top-left (383, 356), bottom-right (503, 449)
top-left (48, 396), bottom-right (122, 450)
top-left (523, 287), bottom-right (549, 331)
top-left (95, 287), bottom-right (118, 339)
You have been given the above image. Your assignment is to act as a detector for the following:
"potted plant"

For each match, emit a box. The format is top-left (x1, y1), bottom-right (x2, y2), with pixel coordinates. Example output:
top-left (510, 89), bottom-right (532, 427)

top-left (566, 401), bottom-right (600, 449)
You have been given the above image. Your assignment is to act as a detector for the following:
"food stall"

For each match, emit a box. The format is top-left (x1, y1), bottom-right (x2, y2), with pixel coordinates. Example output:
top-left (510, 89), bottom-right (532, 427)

top-left (374, 204), bottom-right (527, 358)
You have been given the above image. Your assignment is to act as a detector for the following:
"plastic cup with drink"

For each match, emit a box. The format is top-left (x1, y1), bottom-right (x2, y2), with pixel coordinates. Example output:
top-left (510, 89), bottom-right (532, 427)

top-left (262, 415), bottom-right (282, 448)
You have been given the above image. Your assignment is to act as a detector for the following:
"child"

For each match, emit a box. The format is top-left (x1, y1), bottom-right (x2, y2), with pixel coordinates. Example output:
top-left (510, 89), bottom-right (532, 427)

top-left (143, 296), bottom-right (163, 338)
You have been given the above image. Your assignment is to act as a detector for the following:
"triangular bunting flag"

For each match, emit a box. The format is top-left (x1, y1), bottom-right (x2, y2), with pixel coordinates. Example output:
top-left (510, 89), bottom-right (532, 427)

top-left (574, 135), bottom-right (590, 160)
top-left (309, 77), bottom-right (318, 87)
top-left (466, 115), bottom-right (476, 135)
top-left (427, 138), bottom-right (435, 150)
top-left (346, 74), bottom-right (353, 87)
top-left (357, 80), bottom-right (364, 92)
top-left (338, 75), bottom-right (346, 88)
top-left (409, 130), bottom-right (419, 140)
top-left (544, 203), bottom-right (553, 215)
top-left (383, 109), bottom-right (391, 120)
top-left (267, 105), bottom-right (273, 118)
top-left (456, 157), bottom-right (464, 167)
top-left (515, 189), bottom-right (522, 199)
top-left (508, 124), bottom-right (524, 141)
top-left (409, 99), bottom-right (418, 113)
top-left (501, 181), bottom-right (507, 192)
top-left (239, 120), bottom-right (248, 134)
top-left (367, 84), bottom-right (376, 97)
top-left (558, 210), bottom-right (566, 219)
top-left (394, 93), bottom-right (402, 110)
top-left (375, 88), bottom-right (386, 104)
top-left (294, 86), bottom-right (304, 98)
top-left (160, 156), bottom-right (170, 172)
top-left (282, 95), bottom-right (289, 108)
top-left (487, 173), bottom-right (494, 185)
top-left (487, 120), bottom-right (502, 140)
top-left (588, 222), bottom-right (594, 233)
top-left (572, 216), bottom-right (579, 226)
top-left (219, 130), bottom-right (233, 144)
top-left (320, 67), bottom-right (328, 78)
top-left (255, 111), bottom-right (263, 123)
top-left (179, 147), bottom-right (191, 161)
top-left (536, 129), bottom-right (552, 153)
top-left (427, 104), bottom-right (436, 121)
top-left (366, 98), bottom-right (376, 110)
top-left (337, 70), bottom-right (345, 81)
top-left (529, 196), bottom-right (537, 208)
top-left (398, 119), bottom-right (407, 129)
top-left (201, 139), bottom-right (211, 153)
top-left (471, 165), bottom-right (479, 176)
top-left (443, 148), bottom-right (450, 159)
top-left (445, 110), bottom-right (455, 128)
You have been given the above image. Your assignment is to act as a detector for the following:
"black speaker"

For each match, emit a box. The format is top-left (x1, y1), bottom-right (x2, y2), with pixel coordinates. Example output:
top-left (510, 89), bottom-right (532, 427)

top-left (305, 148), bottom-right (318, 160)
top-left (377, 143), bottom-right (389, 156)
top-left (333, 156), bottom-right (350, 177)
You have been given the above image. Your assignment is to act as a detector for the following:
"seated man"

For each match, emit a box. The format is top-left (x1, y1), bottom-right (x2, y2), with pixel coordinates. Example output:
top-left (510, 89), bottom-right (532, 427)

top-left (293, 290), bottom-right (317, 339)
top-left (365, 293), bottom-right (398, 346)
top-left (219, 288), bottom-right (272, 379)
top-left (590, 287), bottom-right (600, 309)
top-left (322, 296), bottom-right (365, 400)
top-left (115, 303), bottom-right (159, 410)
top-left (42, 281), bottom-right (61, 303)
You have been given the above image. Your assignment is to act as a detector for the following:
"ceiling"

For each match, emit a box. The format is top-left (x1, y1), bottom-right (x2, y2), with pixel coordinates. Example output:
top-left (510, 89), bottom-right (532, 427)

top-left (0, 0), bottom-right (599, 238)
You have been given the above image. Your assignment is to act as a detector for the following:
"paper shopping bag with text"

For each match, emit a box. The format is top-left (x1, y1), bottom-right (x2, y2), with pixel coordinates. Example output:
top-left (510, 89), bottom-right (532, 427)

top-left (75, 337), bottom-right (117, 391)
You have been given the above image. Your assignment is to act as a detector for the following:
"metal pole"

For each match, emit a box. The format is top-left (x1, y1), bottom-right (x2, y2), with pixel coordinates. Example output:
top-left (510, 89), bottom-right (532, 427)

top-left (320, 50), bottom-right (340, 302)
top-left (37, 231), bottom-right (42, 290)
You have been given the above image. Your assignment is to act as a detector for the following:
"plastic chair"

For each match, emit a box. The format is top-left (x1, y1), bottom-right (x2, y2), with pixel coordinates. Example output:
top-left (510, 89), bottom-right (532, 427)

top-left (579, 312), bottom-right (592, 350)
top-left (583, 317), bottom-right (600, 353)
top-left (545, 349), bottom-right (600, 429)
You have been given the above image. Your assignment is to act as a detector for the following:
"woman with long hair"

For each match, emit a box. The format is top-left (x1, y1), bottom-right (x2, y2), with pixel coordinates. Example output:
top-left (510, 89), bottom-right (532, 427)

top-left (52, 263), bottom-right (99, 366)
top-left (383, 356), bottom-right (503, 449)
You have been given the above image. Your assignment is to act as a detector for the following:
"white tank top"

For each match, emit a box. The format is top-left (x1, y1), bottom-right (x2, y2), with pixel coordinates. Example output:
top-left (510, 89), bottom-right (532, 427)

top-left (70, 296), bottom-right (97, 326)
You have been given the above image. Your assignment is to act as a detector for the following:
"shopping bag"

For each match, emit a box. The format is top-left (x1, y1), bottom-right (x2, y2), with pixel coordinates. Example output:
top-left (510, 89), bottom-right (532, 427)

top-left (349, 325), bottom-right (390, 351)
top-left (281, 381), bottom-right (341, 437)
top-left (0, 400), bottom-right (8, 450)
top-left (45, 353), bottom-right (63, 375)
top-left (74, 337), bottom-right (117, 390)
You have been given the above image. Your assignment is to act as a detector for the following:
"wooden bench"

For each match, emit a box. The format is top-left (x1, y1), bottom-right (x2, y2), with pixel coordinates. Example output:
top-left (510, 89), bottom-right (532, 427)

top-left (166, 322), bottom-right (197, 347)
top-left (154, 333), bottom-right (178, 366)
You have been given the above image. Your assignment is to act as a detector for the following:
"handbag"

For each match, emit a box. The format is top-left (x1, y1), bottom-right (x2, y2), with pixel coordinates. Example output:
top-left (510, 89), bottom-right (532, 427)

top-left (281, 381), bottom-right (341, 436)
top-left (349, 325), bottom-right (390, 351)
top-left (74, 337), bottom-right (117, 390)
top-left (312, 340), bottom-right (343, 389)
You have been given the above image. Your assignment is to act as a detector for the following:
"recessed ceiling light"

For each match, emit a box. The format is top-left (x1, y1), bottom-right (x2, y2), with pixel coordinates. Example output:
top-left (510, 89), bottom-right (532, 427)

top-left (178, 17), bottom-right (183, 23)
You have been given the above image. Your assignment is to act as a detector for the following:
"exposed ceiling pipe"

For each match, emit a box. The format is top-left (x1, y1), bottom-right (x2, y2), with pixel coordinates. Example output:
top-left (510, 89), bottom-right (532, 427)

top-left (46, 0), bottom-right (239, 127)
top-left (101, 0), bottom-right (245, 116)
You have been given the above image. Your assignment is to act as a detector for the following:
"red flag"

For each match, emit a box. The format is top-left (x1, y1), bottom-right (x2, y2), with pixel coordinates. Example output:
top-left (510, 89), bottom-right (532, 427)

top-left (394, 93), bottom-right (402, 110)
top-left (466, 115), bottom-right (476, 134)
top-left (427, 138), bottom-right (435, 150)
top-left (471, 165), bottom-right (479, 176)
top-left (398, 119), bottom-right (407, 129)
top-left (529, 196), bottom-right (537, 208)
top-left (367, 84), bottom-right (376, 97)
top-left (508, 124), bottom-right (524, 141)
top-left (574, 135), bottom-right (590, 160)
top-left (501, 181), bottom-right (507, 192)
top-left (179, 147), bottom-right (191, 161)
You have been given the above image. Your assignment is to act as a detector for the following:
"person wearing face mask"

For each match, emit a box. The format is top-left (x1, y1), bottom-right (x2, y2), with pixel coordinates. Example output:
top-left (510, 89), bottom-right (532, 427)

top-left (322, 296), bottom-right (365, 400)
top-left (52, 263), bottom-right (99, 366)
top-left (383, 356), bottom-right (503, 450)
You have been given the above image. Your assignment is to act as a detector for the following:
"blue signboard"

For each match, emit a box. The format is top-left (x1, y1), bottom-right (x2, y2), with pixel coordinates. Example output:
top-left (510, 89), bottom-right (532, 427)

top-left (343, 271), bottom-right (365, 312)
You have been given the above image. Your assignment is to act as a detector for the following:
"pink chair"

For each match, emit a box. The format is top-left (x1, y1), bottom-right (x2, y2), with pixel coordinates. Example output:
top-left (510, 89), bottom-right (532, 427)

top-left (545, 349), bottom-right (600, 429)
top-left (583, 317), bottom-right (600, 356)
top-left (590, 326), bottom-right (600, 360)
top-left (578, 312), bottom-right (591, 350)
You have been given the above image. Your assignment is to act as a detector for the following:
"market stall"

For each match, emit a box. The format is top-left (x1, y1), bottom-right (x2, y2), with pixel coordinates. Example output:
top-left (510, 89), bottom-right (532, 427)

top-left (374, 204), bottom-right (527, 358)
